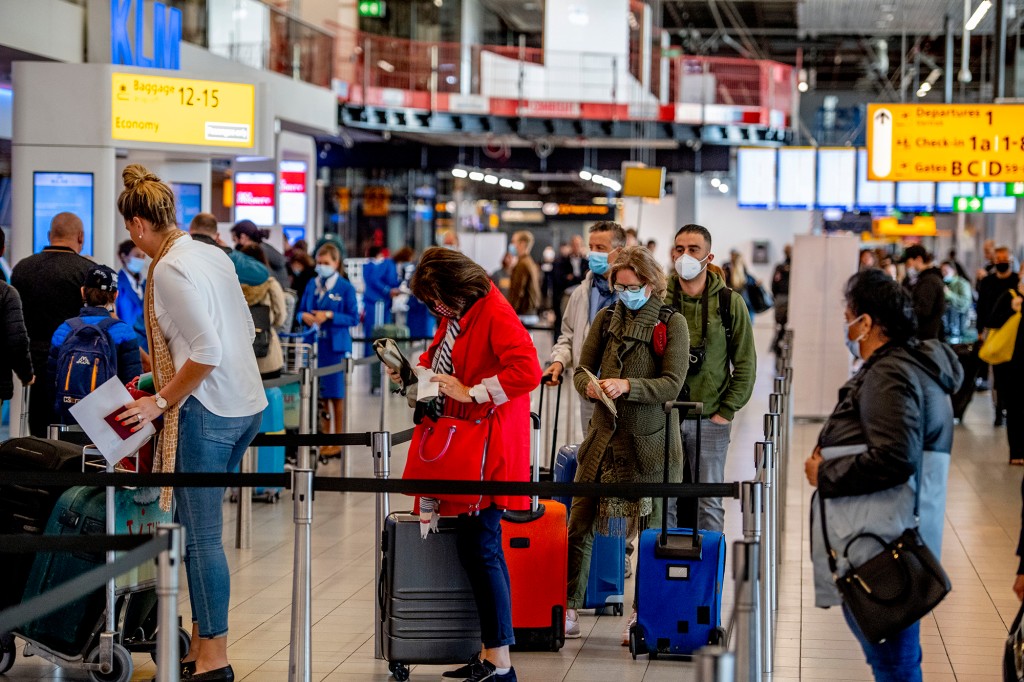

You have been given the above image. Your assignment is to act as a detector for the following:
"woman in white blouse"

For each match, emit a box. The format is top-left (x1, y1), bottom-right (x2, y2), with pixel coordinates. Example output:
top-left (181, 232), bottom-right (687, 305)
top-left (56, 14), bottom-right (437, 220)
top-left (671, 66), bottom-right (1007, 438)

top-left (116, 164), bottom-right (266, 682)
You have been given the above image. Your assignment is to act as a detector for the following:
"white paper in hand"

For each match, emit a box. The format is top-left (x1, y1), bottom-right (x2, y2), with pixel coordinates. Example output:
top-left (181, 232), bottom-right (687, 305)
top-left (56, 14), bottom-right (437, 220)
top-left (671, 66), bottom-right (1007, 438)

top-left (415, 366), bottom-right (440, 401)
top-left (579, 367), bottom-right (617, 416)
top-left (68, 377), bottom-right (155, 466)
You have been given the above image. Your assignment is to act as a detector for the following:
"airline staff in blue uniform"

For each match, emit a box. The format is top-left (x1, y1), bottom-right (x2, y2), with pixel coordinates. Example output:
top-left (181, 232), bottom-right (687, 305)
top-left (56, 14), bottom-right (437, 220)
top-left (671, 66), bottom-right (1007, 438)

top-left (116, 239), bottom-right (148, 351)
top-left (297, 242), bottom-right (359, 458)
top-left (361, 246), bottom-right (400, 353)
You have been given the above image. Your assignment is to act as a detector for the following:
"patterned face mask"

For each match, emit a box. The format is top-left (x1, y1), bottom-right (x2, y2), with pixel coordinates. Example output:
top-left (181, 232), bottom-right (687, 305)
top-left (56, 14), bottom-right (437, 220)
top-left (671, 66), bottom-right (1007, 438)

top-left (431, 298), bottom-right (464, 319)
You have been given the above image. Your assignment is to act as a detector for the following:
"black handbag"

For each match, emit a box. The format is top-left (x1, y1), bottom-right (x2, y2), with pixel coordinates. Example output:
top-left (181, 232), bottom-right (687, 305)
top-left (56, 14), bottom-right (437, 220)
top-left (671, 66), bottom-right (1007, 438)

top-left (1005, 600), bottom-right (1024, 682)
top-left (818, 464), bottom-right (951, 644)
top-left (745, 282), bottom-right (773, 314)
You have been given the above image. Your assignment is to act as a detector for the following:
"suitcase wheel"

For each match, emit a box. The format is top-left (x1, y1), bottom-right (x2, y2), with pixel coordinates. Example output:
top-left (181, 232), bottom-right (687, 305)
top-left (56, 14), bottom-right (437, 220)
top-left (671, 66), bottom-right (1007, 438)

top-left (0, 633), bottom-right (15, 674)
top-left (628, 623), bottom-right (647, 660)
top-left (389, 661), bottom-right (410, 681)
top-left (87, 642), bottom-right (133, 682)
top-left (614, 603), bottom-right (624, 616)
top-left (148, 627), bottom-right (191, 663)
top-left (708, 626), bottom-right (727, 646)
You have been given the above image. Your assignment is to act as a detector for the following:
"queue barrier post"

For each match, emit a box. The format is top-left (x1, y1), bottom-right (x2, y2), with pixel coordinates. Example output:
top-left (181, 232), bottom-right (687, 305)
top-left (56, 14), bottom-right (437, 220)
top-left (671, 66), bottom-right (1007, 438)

top-left (695, 646), bottom-right (735, 682)
top-left (755, 441), bottom-right (775, 675)
top-left (235, 447), bottom-right (255, 550)
top-left (768, 390), bottom-right (787, 540)
top-left (155, 524), bottom-right (183, 682)
top-left (288, 468), bottom-right (314, 682)
top-left (298, 367), bottom-right (314, 471)
top-left (378, 363), bottom-right (388, 432)
top-left (738, 481), bottom-right (763, 682)
top-left (764, 408), bottom-right (785, 543)
top-left (372, 431), bottom-right (392, 661)
top-left (343, 357), bottom-right (354, 478)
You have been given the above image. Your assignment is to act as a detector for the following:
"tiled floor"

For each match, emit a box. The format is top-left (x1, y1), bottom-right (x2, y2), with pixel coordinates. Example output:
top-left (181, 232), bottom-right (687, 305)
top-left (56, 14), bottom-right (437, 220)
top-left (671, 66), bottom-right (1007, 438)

top-left (3, 321), bottom-right (1020, 680)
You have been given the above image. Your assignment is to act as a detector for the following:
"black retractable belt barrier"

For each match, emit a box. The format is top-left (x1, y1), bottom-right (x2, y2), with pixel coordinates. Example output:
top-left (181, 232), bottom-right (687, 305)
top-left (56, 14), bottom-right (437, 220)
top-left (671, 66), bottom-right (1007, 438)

top-left (0, 534), bottom-right (151, 553)
top-left (314, 362), bottom-right (349, 377)
top-left (262, 374), bottom-right (303, 389)
top-left (391, 427), bottom-right (415, 445)
top-left (0, 470), bottom-right (738, 500)
top-left (251, 432), bottom-right (373, 448)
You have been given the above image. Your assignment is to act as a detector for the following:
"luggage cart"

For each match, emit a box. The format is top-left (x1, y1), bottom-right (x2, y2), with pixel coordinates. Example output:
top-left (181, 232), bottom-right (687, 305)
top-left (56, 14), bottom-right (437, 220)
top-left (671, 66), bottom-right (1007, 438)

top-left (0, 441), bottom-right (189, 681)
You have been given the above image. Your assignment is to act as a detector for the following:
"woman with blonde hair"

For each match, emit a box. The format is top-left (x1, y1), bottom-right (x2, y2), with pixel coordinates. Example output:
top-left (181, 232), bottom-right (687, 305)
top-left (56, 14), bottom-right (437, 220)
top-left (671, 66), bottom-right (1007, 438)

top-left (115, 164), bottom-right (266, 682)
top-left (563, 245), bottom-right (689, 644)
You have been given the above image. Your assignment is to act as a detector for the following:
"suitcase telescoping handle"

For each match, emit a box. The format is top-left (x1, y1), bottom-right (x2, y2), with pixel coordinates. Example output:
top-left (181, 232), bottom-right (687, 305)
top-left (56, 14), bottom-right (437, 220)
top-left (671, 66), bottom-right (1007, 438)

top-left (504, 412), bottom-right (545, 524)
top-left (19, 383), bottom-right (30, 438)
top-left (538, 369), bottom-right (563, 472)
top-left (658, 401), bottom-right (704, 560)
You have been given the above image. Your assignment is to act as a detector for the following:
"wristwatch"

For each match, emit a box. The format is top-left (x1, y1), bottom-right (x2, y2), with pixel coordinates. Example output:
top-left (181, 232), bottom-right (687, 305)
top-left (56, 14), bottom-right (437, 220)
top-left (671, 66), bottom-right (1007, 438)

top-left (154, 393), bottom-right (168, 411)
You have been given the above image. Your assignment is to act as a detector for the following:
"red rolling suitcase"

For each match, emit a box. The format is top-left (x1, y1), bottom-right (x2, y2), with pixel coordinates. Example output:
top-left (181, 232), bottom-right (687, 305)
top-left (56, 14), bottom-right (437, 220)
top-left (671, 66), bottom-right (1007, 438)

top-left (502, 411), bottom-right (568, 652)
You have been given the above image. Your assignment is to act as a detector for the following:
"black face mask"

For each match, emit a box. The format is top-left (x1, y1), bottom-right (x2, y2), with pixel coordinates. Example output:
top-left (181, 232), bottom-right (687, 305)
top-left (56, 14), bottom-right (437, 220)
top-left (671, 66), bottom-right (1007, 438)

top-left (996, 262), bottom-right (1012, 274)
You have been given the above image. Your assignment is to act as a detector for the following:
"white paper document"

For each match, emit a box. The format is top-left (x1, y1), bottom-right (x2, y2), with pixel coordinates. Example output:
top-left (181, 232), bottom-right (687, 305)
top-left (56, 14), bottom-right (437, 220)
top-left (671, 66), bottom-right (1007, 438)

top-left (415, 366), bottom-right (440, 401)
top-left (68, 377), bottom-right (156, 465)
top-left (579, 367), bottom-right (617, 416)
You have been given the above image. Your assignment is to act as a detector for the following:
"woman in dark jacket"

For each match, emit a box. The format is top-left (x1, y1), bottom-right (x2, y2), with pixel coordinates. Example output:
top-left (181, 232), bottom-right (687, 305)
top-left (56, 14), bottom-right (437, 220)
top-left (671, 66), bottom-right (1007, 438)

top-left (805, 269), bottom-right (962, 682)
top-left (0, 279), bottom-right (33, 412)
top-left (987, 279), bottom-right (1024, 464)
top-left (564, 246), bottom-right (689, 644)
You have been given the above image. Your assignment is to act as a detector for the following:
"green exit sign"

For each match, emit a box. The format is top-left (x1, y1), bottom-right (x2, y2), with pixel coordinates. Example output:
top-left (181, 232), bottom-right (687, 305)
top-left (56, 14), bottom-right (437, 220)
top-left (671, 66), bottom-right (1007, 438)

top-left (359, 0), bottom-right (386, 17)
top-left (953, 196), bottom-right (983, 213)
top-left (1008, 182), bottom-right (1024, 197)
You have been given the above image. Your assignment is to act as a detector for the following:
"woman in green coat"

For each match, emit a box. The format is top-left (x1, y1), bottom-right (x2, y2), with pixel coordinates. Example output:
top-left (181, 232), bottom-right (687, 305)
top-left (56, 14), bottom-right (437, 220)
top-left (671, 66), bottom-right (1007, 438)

top-left (563, 246), bottom-right (690, 643)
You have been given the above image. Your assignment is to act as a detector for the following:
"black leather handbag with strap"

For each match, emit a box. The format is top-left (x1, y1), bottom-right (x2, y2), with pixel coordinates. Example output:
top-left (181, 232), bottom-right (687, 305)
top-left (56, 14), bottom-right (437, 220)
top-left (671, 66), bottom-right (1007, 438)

top-left (818, 458), bottom-right (951, 644)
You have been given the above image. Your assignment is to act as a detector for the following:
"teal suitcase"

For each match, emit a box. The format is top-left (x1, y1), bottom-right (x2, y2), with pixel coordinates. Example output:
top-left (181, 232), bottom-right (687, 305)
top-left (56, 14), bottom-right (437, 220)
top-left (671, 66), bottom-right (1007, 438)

top-left (18, 486), bottom-right (171, 655)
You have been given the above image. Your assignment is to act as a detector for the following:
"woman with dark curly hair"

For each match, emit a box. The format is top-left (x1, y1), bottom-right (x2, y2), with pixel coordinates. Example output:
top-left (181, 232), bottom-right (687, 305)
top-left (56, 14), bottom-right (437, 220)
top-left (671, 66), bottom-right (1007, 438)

top-left (805, 268), bottom-right (962, 682)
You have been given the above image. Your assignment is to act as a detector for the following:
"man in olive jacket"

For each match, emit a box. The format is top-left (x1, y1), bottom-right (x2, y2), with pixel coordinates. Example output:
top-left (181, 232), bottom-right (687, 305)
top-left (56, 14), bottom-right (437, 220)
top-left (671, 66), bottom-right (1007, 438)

top-left (667, 224), bottom-right (757, 532)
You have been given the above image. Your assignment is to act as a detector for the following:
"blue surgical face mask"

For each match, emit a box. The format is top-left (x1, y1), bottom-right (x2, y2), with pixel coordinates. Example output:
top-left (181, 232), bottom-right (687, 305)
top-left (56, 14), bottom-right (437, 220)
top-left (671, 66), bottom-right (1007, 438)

top-left (316, 264), bottom-right (336, 279)
top-left (844, 314), bottom-right (865, 360)
top-left (620, 287), bottom-right (650, 311)
top-left (588, 251), bottom-right (609, 275)
top-left (126, 257), bottom-right (145, 275)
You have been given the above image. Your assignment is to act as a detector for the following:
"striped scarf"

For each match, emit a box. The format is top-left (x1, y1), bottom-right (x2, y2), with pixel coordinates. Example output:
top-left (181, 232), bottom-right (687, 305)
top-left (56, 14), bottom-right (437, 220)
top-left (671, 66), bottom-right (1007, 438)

top-left (145, 230), bottom-right (187, 511)
top-left (430, 318), bottom-right (460, 409)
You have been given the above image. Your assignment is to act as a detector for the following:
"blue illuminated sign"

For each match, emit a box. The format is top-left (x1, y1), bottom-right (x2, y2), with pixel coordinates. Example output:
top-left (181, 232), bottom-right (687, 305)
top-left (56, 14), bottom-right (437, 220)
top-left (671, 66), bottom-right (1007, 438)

top-left (111, 0), bottom-right (182, 70)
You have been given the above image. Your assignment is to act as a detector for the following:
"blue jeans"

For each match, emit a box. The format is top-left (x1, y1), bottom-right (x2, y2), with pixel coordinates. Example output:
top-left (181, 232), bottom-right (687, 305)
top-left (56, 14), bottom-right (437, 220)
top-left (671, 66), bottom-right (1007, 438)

top-left (842, 603), bottom-right (922, 682)
top-left (668, 419), bottom-right (733, 533)
top-left (455, 506), bottom-right (515, 649)
top-left (174, 397), bottom-right (262, 638)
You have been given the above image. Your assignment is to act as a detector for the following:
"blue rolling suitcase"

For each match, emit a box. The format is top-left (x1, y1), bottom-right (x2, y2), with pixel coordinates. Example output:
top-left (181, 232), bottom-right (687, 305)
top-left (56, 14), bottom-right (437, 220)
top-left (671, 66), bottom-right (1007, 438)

top-left (254, 387), bottom-right (285, 502)
top-left (630, 401), bottom-right (727, 659)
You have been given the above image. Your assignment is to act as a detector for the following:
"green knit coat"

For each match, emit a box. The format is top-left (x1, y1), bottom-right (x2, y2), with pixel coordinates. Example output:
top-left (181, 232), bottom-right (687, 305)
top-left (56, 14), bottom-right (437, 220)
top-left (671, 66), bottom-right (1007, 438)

top-left (573, 295), bottom-right (690, 529)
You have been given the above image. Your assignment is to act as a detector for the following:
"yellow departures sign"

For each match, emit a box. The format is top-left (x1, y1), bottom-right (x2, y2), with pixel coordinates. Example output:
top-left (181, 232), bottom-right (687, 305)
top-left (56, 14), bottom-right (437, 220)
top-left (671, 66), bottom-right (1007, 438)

top-left (111, 72), bottom-right (255, 148)
top-left (867, 103), bottom-right (1024, 182)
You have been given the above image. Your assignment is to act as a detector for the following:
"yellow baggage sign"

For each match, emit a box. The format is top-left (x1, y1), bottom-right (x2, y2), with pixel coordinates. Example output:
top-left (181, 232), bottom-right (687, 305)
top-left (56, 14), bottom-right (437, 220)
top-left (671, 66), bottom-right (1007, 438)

top-left (111, 72), bottom-right (255, 148)
top-left (867, 103), bottom-right (1024, 182)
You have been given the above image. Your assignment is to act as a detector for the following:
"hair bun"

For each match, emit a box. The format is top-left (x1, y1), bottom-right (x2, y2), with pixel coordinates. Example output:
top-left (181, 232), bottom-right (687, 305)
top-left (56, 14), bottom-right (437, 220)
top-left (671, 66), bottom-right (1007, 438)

top-left (122, 164), bottom-right (161, 189)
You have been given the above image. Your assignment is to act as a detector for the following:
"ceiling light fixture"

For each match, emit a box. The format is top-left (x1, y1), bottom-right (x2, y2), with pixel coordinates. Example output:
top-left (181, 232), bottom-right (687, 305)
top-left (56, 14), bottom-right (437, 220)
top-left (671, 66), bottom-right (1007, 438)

top-left (451, 168), bottom-right (468, 178)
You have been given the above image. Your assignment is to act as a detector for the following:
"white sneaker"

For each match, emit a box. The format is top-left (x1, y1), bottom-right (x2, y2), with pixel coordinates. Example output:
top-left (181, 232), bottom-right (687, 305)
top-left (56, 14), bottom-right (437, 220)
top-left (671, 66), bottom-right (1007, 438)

top-left (565, 613), bottom-right (581, 639)
top-left (621, 610), bottom-right (637, 646)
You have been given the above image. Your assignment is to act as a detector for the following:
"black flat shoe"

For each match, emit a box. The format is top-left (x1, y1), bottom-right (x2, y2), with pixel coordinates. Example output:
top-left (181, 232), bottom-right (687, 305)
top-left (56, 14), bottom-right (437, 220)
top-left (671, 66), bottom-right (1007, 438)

top-left (181, 660), bottom-right (196, 676)
top-left (183, 665), bottom-right (234, 681)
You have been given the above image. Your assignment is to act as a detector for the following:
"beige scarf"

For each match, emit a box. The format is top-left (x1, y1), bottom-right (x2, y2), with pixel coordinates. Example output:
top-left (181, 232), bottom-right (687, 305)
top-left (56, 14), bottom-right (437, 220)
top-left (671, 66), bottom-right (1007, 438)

top-left (145, 230), bottom-right (187, 511)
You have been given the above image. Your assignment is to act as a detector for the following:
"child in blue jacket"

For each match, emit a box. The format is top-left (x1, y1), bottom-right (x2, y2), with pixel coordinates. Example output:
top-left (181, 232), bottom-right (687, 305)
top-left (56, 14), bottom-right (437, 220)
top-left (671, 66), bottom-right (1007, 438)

top-left (48, 265), bottom-right (143, 423)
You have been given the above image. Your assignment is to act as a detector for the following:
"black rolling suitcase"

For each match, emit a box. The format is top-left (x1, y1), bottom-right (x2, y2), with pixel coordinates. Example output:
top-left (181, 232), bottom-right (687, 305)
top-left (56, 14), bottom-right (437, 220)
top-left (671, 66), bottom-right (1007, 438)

top-left (951, 343), bottom-right (981, 421)
top-left (0, 436), bottom-right (84, 614)
top-left (380, 514), bottom-right (481, 681)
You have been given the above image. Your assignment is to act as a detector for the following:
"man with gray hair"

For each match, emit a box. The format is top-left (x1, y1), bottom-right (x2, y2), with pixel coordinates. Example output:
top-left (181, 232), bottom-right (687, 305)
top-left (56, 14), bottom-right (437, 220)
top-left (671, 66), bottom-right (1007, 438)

top-left (544, 221), bottom-right (626, 433)
top-left (11, 212), bottom-right (92, 435)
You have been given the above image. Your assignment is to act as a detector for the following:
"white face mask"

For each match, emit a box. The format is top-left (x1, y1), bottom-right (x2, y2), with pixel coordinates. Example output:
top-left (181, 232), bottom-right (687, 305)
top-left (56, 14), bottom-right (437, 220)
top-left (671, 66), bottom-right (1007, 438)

top-left (844, 314), bottom-right (866, 360)
top-left (675, 253), bottom-right (710, 281)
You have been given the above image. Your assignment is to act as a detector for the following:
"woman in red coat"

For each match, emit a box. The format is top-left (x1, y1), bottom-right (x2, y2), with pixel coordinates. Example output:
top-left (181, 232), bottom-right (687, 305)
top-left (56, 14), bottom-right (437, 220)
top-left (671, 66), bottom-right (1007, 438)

top-left (395, 247), bottom-right (541, 682)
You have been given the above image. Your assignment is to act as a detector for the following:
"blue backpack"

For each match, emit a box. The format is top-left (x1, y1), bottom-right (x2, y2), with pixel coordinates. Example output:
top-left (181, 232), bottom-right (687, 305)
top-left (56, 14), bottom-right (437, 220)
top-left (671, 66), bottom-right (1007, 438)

top-left (54, 317), bottom-right (119, 423)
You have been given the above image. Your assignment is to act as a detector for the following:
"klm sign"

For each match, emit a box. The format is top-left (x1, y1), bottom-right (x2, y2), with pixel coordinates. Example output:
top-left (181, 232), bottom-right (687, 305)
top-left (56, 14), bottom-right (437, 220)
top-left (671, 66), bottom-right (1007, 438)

top-left (111, 0), bottom-right (182, 70)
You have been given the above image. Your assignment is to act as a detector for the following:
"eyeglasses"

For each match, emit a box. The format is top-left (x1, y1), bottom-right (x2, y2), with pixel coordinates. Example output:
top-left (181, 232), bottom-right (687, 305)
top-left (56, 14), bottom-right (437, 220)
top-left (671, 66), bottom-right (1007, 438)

top-left (613, 283), bottom-right (645, 293)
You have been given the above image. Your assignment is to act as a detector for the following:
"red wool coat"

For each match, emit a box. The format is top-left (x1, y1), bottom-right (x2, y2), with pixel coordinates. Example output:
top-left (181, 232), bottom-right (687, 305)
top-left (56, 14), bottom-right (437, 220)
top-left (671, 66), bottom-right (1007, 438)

top-left (414, 285), bottom-right (542, 515)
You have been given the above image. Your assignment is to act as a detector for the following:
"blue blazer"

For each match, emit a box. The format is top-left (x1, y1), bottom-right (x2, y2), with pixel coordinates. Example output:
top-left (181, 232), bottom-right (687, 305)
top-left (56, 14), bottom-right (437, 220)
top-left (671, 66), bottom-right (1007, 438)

top-left (362, 258), bottom-right (400, 304)
top-left (297, 275), bottom-right (360, 354)
top-left (116, 270), bottom-right (145, 340)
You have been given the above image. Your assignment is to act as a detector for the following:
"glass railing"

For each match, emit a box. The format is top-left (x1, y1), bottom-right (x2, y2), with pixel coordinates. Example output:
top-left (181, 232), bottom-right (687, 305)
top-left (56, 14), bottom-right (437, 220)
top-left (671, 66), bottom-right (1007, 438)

top-left (207, 0), bottom-right (333, 88)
